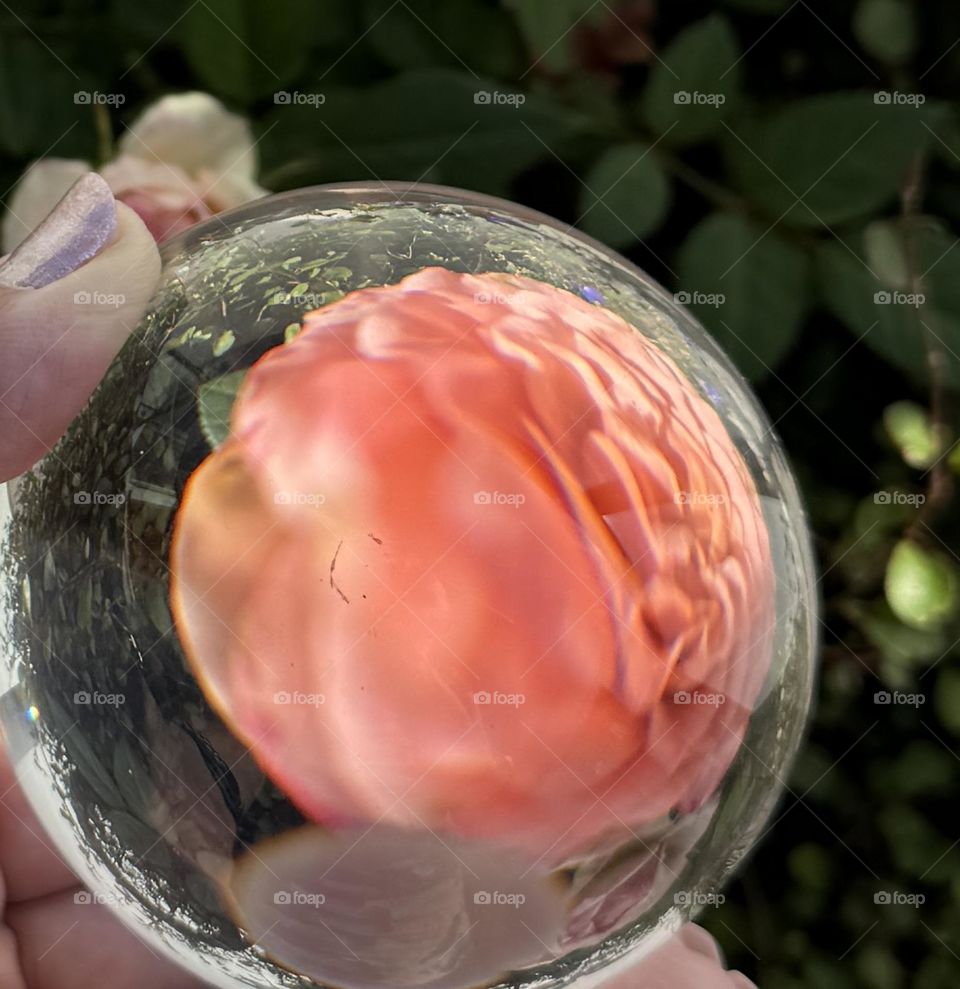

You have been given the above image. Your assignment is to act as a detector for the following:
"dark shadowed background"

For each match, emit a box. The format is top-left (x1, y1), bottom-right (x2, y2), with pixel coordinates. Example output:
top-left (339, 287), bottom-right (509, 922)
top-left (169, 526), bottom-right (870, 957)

top-left (3, 1), bottom-right (960, 986)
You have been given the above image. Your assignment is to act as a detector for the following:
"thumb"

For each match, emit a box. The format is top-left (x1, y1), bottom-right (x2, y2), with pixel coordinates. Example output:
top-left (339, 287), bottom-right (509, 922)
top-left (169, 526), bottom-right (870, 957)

top-left (592, 924), bottom-right (756, 989)
top-left (0, 173), bottom-right (161, 481)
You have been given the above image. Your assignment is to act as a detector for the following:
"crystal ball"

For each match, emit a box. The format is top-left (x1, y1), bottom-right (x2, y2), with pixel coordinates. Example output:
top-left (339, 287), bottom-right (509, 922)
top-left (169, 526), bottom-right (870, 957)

top-left (0, 184), bottom-right (817, 989)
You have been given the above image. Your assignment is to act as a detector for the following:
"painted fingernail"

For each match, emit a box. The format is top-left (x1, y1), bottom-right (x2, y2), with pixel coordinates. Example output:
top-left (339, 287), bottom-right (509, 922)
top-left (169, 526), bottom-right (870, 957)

top-left (0, 172), bottom-right (117, 290)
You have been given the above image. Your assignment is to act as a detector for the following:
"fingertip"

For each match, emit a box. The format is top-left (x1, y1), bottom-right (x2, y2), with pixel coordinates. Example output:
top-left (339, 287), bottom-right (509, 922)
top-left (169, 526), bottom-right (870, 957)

top-left (0, 174), bottom-right (116, 290)
top-left (0, 189), bottom-right (162, 482)
top-left (6, 890), bottom-right (198, 989)
top-left (0, 750), bottom-right (75, 902)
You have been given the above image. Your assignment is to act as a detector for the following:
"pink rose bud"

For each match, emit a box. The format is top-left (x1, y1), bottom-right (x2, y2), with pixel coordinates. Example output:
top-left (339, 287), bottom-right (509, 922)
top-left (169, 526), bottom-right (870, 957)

top-left (171, 267), bottom-right (774, 862)
top-left (4, 93), bottom-right (266, 250)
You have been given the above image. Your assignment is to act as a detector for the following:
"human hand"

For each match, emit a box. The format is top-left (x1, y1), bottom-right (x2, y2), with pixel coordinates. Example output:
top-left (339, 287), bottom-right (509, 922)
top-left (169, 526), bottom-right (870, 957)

top-left (0, 173), bottom-right (202, 986)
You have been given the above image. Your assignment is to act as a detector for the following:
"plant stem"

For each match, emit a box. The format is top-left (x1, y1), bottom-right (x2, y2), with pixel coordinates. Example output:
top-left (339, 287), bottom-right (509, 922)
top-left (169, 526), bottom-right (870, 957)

top-left (901, 152), bottom-right (954, 540)
top-left (93, 104), bottom-right (113, 167)
top-left (661, 153), bottom-right (746, 214)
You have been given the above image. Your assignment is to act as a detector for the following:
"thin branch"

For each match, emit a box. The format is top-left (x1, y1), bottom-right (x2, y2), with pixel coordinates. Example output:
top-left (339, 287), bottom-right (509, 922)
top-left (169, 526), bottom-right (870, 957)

top-left (661, 152), bottom-right (747, 214)
top-left (902, 152), bottom-right (954, 540)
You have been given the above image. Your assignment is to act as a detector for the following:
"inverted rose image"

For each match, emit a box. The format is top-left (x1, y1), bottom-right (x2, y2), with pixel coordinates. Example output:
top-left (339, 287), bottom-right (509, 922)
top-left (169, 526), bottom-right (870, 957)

top-left (170, 266), bottom-right (774, 864)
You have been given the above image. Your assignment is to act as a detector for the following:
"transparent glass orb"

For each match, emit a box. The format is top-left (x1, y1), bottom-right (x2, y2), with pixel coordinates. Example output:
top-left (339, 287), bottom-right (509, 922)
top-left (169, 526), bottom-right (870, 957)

top-left (0, 184), bottom-right (817, 989)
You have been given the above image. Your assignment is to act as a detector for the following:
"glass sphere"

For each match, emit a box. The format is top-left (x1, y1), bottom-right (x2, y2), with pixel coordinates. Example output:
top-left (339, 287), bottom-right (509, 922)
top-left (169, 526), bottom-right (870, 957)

top-left (0, 184), bottom-right (817, 989)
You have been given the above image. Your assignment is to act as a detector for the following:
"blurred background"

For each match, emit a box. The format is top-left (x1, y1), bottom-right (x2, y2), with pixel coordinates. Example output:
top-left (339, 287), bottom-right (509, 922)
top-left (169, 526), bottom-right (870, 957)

top-left (3, 0), bottom-right (960, 985)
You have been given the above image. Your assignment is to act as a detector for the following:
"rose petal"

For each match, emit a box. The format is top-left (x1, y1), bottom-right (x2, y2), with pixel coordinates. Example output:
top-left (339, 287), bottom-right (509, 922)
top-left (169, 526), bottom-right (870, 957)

top-left (194, 167), bottom-right (267, 213)
top-left (119, 92), bottom-right (261, 191)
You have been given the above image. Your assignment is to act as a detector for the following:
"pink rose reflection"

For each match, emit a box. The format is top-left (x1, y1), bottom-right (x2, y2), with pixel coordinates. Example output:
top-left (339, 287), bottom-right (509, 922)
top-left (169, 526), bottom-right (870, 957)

top-left (171, 267), bottom-right (774, 864)
top-left (99, 156), bottom-right (214, 242)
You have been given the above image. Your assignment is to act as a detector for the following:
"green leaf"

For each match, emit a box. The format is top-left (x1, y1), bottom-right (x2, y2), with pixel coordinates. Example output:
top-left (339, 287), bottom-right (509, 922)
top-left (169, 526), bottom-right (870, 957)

top-left (835, 498), bottom-right (913, 596)
top-left (879, 803), bottom-right (951, 875)
top-left (914, 217), bottom-right (960, 315)
top-left (852, 0), bottom-right (918, 67)
top-left (885, 540), bottom-right (960, 632)
top-left (179, 0), bottom-right (325, 103)
top-left (109, 0), bottom-right (193, 47)
top-left (854, 945), bottom-right (904, 989)
top-left (883, 401), bottom-right (941, 469)
top-left (934, 667), bottom-right (960, 735)
top-left (787, 844), bottom-right (832, 891)
top-left (857, 600), bottom-right (948, 669)
top-left (816, 220), bottom-right (960, 384)
top-left (197, 370), bottom-right (247, 450)
top-left (722, 0), bottom-right (791, 11)
top-left (864, 220), bottom-right (910, 289)
top-left (505, 0), bottom-right (603, 73)
top-left (675, 212), bottom-right (809, 380)
top-left (0, 35), bottom-right (90, 158)
top-left (363, 0), bottom-right (450, 70)
top-left (364, 0), bottom-right (523, 78)
top-left (577, 142), bottom-right (671, 248)
top-left (889, 741), bottom-right (955, 798)
top-left (725, 93), bottom-right (933, 227)
top-left (641, 15), bottom-right (741, 146)
top-left (261, 70), bottom-right (594, 197)
top-left (927, 104), bottom-right (960, 171)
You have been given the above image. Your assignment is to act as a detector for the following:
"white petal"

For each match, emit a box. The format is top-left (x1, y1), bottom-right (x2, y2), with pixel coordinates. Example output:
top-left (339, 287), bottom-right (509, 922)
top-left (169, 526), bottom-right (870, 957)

top-left (120, 92), bottom-right (259, 185)
top-left (194, 166), bottom-right (268, 211)
top-left (100, 155), bottom-right (200, 202)
top-left (3, 159), bottom-right (92, 253)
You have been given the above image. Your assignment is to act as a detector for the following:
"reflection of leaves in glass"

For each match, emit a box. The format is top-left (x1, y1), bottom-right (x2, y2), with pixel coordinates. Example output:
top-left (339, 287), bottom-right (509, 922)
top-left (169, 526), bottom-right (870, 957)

top-left (112, 735), bottom-right (158, 821)
top-left (198, 370), bottom-right (247, 450)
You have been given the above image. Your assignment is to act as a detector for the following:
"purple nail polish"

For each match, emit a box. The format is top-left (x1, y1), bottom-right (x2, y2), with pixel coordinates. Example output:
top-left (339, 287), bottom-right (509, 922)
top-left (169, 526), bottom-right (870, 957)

top-left (0, 172), bottom-right (117, 290)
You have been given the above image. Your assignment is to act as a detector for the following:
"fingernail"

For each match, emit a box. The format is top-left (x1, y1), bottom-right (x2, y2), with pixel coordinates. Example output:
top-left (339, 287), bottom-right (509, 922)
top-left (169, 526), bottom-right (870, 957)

top-left (0, 172), bottom-right (117, 290)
